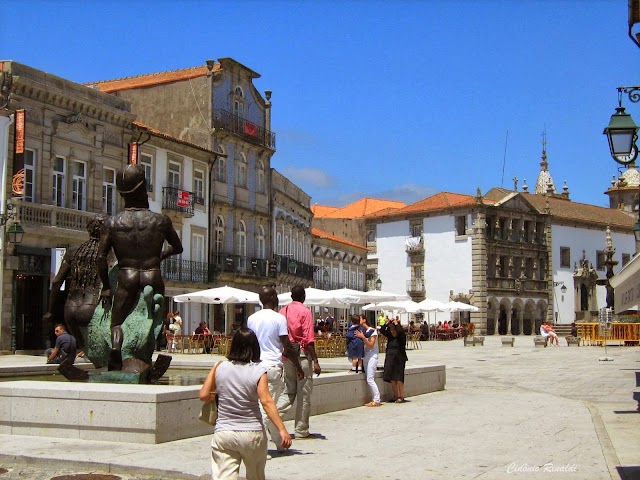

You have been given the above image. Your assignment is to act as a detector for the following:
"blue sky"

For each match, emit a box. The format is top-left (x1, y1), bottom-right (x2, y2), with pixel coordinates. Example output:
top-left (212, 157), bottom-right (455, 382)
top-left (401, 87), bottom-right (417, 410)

top-left (2, 0), bottom-right (638, 208)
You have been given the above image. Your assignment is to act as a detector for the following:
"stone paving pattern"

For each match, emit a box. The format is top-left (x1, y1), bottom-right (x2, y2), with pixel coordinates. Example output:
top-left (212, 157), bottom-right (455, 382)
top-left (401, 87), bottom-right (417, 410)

top-left (0, 336), bottom-right (638, 480)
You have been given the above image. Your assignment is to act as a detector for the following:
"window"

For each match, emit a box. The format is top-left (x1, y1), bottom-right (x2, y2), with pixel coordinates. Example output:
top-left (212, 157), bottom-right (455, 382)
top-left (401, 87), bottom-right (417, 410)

top-left (560, 247), bottom-right (570, 268)
top-left (276, 232), bottom-right (282, 254)
top-left (256, 226), bottom-right (265, 259)
top-left (410, 221), bottom-right (422, 237)
top-left (214, 216), bottom-right (225, 253)
top-left (237, 154), bottom-right (247, 188)
top-left (596, 250), bottom-right (605, 271)
top-left (53, 156), bottom-right (66, 207)
top-left (72, 161), bottom-right (86, 211)
top-left (192, 233), bottom-right (206, 263)
top-left (343, 270), bottom-right (348, 287)
top-left (215, 156), bottom-right (226, 183)
top-left (23, 149), bottom-right (36, 202)
top-left (168, 161), bottom-right (181, 189)
top-left (622, 253), bottom-right (631, 267)
top-left (139, 152), bottom-right (153, 192)
top-left (103, 167), bottom-right (116, 215)
top-left (233, 86), bottom-right (245, 118)
top-left (236, 221), bottom-right (247, 272)
top-left (257, 160), bottom-right (265, 193)
top-left (366, 228), bottom-right (376, 243)
top-left (194, 168), bottom-right (205, 205)
top-left (455, 215), bottom-right (467, 236)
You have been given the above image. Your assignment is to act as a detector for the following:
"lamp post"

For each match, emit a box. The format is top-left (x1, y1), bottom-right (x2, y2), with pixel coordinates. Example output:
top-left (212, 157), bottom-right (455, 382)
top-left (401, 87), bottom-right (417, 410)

top-left (552, 281), bottom-right (567, 323)
top-left (375, 277), bottom-right (382, 291)
top-left (604, 87), bottom-right (640, 249)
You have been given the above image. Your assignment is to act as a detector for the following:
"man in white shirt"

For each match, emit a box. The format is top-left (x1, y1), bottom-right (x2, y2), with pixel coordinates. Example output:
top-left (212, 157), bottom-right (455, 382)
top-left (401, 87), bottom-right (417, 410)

top-left (247, 286), bottom-right (303, 452)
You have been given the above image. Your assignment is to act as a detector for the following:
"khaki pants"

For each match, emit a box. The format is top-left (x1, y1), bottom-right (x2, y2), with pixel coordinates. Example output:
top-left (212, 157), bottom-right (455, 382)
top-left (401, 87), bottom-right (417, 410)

top-left (262, 365), bottom-right (291, 450)
top-left (284, 354), bottom-right (313, 437)
top-left (210, 430), bottom-right (266, 480)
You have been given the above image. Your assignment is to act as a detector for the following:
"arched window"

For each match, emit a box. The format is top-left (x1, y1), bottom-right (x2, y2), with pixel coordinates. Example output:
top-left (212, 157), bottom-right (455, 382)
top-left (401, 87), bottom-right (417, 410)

top-left (237, 221), bottom-right (247, 256)
top-left (233, 86), bottom-right (245, 118)
top-left (257, 160), bottom-right (265, 193)
top-left (237, 153), bottom-right (247, 188)
top-left (215, 216), bottom-right (225, 254)
top-left (215, 145), bottom-right (226, 183)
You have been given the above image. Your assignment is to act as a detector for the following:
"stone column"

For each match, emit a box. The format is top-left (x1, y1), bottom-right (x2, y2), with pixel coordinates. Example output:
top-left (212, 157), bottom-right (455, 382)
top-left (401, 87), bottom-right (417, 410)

top-left (506, 308), bottom-right (512, 335)
top-left (471, 211), bottom-right (488, 334)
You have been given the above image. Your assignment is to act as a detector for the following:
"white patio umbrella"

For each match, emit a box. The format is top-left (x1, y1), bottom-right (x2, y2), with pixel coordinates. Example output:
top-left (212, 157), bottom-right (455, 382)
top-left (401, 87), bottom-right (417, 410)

top-left (278, 287), bottom-right (359, 307)
top-left (173, 285), bottom-right (260, 304)
top-left (362, 300), bottom-right (421, 313)
top-left (328, 288), bottom-right (410, 304)
top-left (443, 301), bottom-right (479, 328)
top-left (443, 301), bottom-right (479, 312)
top-left (415, 298), bottom-right (450, 341)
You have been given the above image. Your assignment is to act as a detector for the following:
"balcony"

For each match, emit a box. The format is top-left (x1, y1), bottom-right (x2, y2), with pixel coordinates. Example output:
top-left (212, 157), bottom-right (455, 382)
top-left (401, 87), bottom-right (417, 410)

top-left (213, 109), bottom-right (276, 150)
top-left (213, 253), bottom-right (277, 279)
top-left (162, 187), bottom-right (195, 215)
top-left (15, 201), bottom-right (99, 232)
top-left (405, 236), bottom-right (424, 257)
top-left (161, 258), bottom-right (214, 284)
top-left (487, 278), bottom-right (548, 293)
top-left (274, 254), bottom-right (314, 280)
top-left (406, 279), bottom-right (426, 295)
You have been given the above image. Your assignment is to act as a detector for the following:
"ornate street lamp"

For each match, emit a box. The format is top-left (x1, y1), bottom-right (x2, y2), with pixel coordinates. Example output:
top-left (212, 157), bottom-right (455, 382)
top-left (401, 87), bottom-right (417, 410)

top-left (604, 103), bottom-right (639, 162)
top-left (375, 277), bottom-right (382, 290)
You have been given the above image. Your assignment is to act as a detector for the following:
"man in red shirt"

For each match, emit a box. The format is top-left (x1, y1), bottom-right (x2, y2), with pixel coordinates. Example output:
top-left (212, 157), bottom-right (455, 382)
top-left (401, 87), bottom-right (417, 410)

top-left (280, 286), bottom-right (322, 439)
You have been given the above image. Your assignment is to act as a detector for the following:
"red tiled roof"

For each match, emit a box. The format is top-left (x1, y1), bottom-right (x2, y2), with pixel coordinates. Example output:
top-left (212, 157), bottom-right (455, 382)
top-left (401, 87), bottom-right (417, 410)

top-left (311, 205), bottom-right (340, 217)
top-left (86, 64), bottom-right (219, 93)
top-left (312, 227), bottom-right (367, 251)
top-left (133, 121), bottom-right (212, 154)
top-left (314, 198), bottom-right (406, 219)
top-left (523, 193), bottom-right (635, 229)
top-left (367, 192), bottom-right (490, 219)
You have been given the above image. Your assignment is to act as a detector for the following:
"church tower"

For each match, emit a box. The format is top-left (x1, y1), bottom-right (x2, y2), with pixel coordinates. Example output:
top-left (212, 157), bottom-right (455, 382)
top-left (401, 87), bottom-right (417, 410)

top-left (605, 163), bottom-right (640, 216)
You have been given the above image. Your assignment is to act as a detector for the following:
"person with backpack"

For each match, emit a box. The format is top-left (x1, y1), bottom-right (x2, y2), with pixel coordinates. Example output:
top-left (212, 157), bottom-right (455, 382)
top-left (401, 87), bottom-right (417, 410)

top-left (345, 314), bottom-right (365, 372)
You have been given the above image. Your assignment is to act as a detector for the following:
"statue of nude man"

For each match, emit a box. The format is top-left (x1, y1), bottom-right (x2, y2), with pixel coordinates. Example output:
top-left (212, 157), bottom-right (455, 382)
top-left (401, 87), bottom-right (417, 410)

top-left (98, 164), bottom-right (183, 371)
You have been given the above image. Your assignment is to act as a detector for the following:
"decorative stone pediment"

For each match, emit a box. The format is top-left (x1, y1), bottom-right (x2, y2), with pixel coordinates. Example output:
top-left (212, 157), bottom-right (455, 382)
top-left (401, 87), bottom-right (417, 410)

top-left (493, 193), bottom-right (538, 214)
top-left (53, 118), bottom-right (95, 147)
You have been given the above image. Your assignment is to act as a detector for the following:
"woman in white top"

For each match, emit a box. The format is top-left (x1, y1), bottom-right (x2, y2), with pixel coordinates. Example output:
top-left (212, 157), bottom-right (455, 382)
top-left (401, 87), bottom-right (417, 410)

top-left (200, 327), bottom-right (292, 480)
top-left (355, 314), bottom-right (381, 407)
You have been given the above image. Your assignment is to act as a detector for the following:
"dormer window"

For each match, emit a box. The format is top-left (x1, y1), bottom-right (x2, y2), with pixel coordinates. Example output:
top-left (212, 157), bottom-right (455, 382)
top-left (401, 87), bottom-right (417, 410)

top-left (233, 86), bottom-right (245, 119)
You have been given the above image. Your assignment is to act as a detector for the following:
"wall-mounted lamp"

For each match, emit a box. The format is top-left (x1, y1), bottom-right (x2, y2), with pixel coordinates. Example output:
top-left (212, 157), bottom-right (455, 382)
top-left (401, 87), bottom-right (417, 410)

top-left (0, 203), bottom-right (24, 245)
top-left (375, 277), bottom-right (382, 291)
top-left (553, 281), bottom-right (567, 294)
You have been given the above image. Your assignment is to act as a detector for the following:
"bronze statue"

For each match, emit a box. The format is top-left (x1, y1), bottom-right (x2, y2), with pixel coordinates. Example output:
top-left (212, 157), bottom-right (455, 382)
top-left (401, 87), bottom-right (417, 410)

top-left (98, 164), bottom-right (183, 371)
top-left (43, 214), bottom-right (109, 355)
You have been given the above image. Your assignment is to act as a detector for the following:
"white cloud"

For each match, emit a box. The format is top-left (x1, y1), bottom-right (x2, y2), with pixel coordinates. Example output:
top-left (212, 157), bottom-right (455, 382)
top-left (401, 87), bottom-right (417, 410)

top-left (281, 167), bottom-right (336, 188)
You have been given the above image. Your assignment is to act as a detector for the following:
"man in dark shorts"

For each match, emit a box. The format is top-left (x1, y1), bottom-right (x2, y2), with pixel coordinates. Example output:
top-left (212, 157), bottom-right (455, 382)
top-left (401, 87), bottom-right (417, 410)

top-left (45, 323), bottom-right (77, 365)
top-left (97, 164), bottom-right (183, 370)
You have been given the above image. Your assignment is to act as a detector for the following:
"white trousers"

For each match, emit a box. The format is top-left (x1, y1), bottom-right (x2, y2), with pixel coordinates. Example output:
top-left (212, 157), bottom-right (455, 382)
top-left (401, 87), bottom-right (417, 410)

top-left (210, 430), bottom-right (267, 480)
top-left (262, 365), bottom-right (291, 450)
top-left (365, 353), bottom-right (380, 403)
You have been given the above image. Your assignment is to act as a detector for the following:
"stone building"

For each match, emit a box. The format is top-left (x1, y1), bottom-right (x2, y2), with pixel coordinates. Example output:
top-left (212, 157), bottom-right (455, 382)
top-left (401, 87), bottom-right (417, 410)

top-left (88, 58), bottom-right (314, 329)
top-left (0, 61), bottom-right (134, 352)
top-left (365, 147), bottom-right (636, 335)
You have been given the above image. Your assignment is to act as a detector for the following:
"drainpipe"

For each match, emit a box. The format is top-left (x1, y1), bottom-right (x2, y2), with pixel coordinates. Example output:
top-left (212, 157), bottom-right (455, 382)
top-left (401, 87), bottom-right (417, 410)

top-left (0, 112), bottom-right (14, 352)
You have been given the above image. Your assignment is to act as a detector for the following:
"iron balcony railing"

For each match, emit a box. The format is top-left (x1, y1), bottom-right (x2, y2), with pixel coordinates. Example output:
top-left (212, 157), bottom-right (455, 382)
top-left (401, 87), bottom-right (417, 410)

top-left (162, 186), bottom-right (195, 215)
top-left (273, 254), bottom-right (314, 280)
top-left (161, 258), bottom-right (215, 284)
top-left (213, 109), bottom-right (276, 150)
top-left (406, 279), bottom-right (425, 294)
top-left (213, 253), bottom-right (270, 277)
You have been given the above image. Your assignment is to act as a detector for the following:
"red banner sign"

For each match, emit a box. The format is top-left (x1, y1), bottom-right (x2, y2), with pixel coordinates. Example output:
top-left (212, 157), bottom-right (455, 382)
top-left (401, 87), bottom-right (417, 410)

top-left (177, 190), bottom-right (190, 208)
top-left (128, 142), bottom-right (138, 164)
top-left (12, 109), bottom-right (25, 197)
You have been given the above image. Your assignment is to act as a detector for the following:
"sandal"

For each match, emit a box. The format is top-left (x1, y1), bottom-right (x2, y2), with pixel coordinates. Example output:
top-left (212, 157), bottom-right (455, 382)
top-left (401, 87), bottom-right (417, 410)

top-left (364, 401), bottom-right (382, 407)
